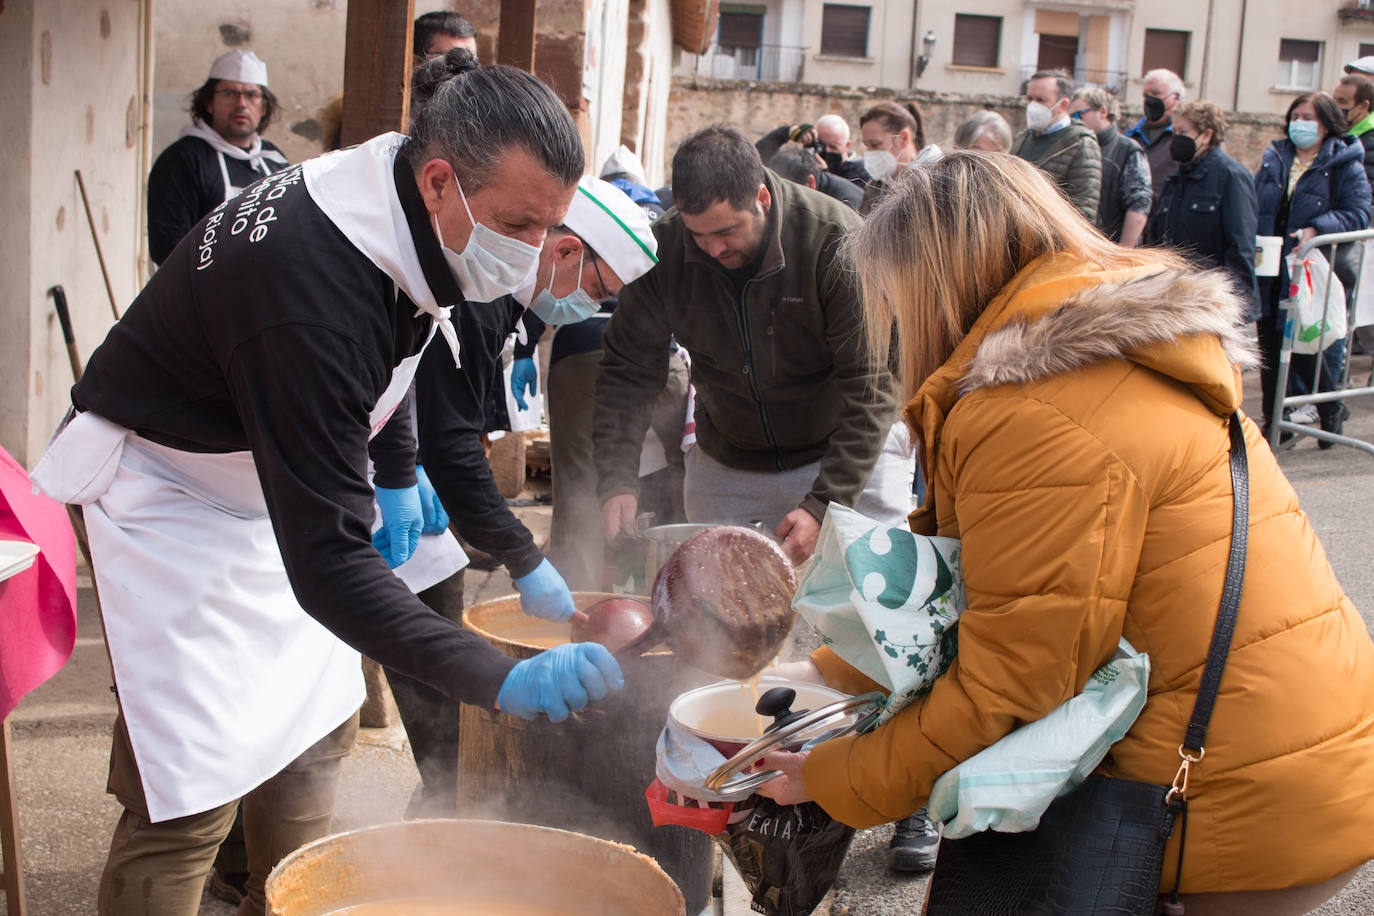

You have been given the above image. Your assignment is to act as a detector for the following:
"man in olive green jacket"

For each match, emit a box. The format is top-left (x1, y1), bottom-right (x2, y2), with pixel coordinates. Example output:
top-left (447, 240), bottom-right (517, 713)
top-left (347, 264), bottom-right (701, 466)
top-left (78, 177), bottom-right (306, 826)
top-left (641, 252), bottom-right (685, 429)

top-left (593, 125), bottom-right (899, 564)
top-left (1013, 70), bottom-right (1102, 222)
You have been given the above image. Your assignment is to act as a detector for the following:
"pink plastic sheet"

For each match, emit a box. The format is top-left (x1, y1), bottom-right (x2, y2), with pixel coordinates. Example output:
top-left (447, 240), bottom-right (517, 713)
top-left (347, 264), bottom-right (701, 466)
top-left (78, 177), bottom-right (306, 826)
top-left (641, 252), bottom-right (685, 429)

top-left (0, 446), bottom-right (77, 720)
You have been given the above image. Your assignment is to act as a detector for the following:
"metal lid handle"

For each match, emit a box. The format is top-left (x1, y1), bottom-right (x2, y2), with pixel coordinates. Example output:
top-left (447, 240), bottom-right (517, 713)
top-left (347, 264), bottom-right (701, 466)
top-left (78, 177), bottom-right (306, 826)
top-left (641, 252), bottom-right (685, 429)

top-left (704, 692), bottom-right (886, 796)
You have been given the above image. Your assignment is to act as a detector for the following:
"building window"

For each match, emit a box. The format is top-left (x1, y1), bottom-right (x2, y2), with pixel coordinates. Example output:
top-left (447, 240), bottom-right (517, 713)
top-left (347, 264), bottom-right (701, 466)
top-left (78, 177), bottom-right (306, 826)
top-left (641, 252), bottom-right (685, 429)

top-left (1359, 41), bottom-right (1374, 58)
top-left (953, 14), bottom-right (1001, 68)
top-left (717, 7), bottom-right (764, 67)
top-left (1142, 28), bottom-right (1189, 77)
top-left (1277, 39), bottom-right (1322, 89)
top-left (820, 4), bottom-right (870, 58)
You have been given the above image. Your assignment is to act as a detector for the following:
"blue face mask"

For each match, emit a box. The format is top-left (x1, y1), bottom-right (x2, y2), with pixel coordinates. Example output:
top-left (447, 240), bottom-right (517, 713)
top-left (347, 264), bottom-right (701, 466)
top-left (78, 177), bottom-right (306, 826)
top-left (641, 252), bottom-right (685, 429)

top-left (529, 249), bottom-right (602, 325)
top-left (1288, 120), bottom-right (1322, 150)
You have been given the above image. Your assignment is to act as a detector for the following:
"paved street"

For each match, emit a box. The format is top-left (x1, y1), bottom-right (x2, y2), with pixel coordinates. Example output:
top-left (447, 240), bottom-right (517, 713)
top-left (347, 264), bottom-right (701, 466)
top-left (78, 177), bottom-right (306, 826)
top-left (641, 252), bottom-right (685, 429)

top-left (7, 363), bottom-right (1374, 914)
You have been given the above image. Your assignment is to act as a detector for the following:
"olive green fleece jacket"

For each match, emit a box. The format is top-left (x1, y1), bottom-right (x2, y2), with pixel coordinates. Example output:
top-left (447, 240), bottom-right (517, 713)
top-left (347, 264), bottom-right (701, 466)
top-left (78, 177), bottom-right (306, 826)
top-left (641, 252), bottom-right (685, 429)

top-left (593, 170), bottom-right (896, 522)
top-left (1012, 121), bottom-right (1103, 222)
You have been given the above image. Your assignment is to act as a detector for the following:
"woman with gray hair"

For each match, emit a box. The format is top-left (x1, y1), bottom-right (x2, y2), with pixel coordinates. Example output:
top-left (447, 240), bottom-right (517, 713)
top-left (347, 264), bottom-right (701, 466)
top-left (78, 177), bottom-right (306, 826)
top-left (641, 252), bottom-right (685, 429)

top-left (953, 109), bottom-right (1013, 153)
top-left (33, 49), bottom-right (620, 916)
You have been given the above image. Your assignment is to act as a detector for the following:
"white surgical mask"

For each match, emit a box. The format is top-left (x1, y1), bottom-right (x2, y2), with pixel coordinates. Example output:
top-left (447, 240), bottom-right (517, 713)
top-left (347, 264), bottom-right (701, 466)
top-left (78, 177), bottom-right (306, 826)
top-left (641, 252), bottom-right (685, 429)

top-left (432, 173), bottom-right (541, 303)
top-left (1288, 120), bottom-right (1321, 151)
top-left (863, 149), bottom-right (898, 182)
top-left (529, 249), bottom-right (601, 325)
top-left (1026, 101), bottom-right (1054, 132)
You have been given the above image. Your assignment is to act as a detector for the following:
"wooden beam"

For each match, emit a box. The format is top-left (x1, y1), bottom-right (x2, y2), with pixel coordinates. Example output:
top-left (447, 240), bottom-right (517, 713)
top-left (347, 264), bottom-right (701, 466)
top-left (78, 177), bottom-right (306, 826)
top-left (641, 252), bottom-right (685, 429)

top-left (497, 0), bottom-right (538, 72)
top-left (341, 0), bottom-right (416, 148)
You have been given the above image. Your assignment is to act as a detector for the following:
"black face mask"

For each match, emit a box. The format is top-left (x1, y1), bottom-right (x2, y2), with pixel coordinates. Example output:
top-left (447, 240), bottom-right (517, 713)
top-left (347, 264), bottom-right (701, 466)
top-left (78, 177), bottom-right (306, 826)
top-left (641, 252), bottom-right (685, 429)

top-left (1169, 134), bottom-right (1198, 163)
top-left (1143, 94), bottom-right (1167, 122)
top-left (820, 150), bottom-right (844, 173)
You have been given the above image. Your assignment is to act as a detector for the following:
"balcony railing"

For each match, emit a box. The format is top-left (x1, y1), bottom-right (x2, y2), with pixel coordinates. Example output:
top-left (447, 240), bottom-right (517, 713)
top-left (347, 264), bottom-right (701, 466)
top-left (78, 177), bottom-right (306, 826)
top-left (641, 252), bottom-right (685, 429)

top-left (676, 43), bottom-right (807, 83)
top-left (1339, 0), bottom-right (1374, 21)
top-left (1019, 65), bottom-right (1130, 95)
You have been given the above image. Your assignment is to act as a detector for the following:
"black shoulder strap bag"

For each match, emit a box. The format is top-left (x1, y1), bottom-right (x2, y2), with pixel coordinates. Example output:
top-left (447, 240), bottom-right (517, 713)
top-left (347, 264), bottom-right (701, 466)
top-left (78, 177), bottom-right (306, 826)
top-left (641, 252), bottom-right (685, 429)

top-left (926, 412), bottom-right (1249, 916)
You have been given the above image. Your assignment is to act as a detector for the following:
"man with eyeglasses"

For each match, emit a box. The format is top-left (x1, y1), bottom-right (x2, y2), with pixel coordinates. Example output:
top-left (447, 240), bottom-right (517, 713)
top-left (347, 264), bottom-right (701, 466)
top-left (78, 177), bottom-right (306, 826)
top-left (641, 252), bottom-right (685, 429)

top-left (148, 50), bottom-right (288, 265)
top-left (382, 176), bottom-right (660, 818)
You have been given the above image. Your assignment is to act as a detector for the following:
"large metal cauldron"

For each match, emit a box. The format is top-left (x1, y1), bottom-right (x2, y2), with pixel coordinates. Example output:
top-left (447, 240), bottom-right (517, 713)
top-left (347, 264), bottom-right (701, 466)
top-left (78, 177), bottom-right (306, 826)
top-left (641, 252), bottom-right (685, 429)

top-left (459, 593), bottom-right (715, 914)
top-left (264, 819), bottom-right (685, 915)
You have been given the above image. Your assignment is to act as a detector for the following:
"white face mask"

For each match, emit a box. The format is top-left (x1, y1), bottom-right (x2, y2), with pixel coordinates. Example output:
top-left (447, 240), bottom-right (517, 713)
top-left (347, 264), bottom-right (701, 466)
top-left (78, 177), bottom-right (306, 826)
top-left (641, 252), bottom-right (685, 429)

top-left (529, 249), bottom-right (602, 325)
top-left (1026, 101), bottom-right (1055, 132)
top-left (432, 172), bottom-right (541, 303)
top-left (863, 149), bottom-right (898, 182)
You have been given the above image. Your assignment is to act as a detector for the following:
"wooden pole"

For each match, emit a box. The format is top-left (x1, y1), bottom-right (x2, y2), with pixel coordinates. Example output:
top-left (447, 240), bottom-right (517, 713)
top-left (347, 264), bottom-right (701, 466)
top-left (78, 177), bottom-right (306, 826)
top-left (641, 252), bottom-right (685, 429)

top-left (73, 171), bottom-right (120, 321)
top-left (497, 0), bottom-right (538, 72)
top-left (340, 0), bottom-right (416, 148)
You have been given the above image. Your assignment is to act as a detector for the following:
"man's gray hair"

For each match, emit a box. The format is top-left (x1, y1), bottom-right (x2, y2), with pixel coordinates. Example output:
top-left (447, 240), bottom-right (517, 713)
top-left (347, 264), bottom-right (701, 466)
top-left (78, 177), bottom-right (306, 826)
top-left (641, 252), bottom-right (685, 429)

top-left (403, 49), bottom-right (583, 191)
top-left (1072, 86), bottom-right (1120, 121)
top-left (1143, 68), bottom-right (1185, 100)
top-left (815, 113), bottom-right (851, 142)
top-left (953, 110), bottom-right (1012, 152)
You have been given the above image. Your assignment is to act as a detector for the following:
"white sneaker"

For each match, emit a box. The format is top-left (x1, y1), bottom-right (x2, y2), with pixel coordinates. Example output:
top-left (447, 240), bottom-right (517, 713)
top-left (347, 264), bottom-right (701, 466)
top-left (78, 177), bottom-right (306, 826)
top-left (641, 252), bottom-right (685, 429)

top-left (1289, 404), bottom-right (1319, 424)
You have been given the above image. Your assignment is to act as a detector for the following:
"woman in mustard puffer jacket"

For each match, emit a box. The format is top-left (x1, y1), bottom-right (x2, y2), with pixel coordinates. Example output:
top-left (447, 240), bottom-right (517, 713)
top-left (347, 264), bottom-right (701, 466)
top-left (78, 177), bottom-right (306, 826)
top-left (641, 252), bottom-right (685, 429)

top-left (759, 153), bottom-right (1374, 914)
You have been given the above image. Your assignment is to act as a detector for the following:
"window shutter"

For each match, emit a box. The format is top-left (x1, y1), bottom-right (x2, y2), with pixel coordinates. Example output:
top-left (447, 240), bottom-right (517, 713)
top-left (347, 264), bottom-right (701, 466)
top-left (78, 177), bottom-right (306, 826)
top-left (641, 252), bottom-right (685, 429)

top-left (718, 11), bottom-right (762, 50)
top-left (821, 5), bottom-right (870, 58)
top-left (1142, 29), bottom-right (1189, 77)
top-left (953, 15), bottom-right (1001, 68)
top-left (1279, 39), bottom-right (1320, 63)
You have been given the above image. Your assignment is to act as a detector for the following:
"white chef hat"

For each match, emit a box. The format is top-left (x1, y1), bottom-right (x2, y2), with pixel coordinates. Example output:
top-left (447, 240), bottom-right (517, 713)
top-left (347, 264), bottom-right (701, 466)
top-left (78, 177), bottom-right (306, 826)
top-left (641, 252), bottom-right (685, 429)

top-left (564, 175), bottom-right (658, 284)
top-left (599, 145), bottom-right (649, 188)
top-left (208, 49), bottom-right (269, 87)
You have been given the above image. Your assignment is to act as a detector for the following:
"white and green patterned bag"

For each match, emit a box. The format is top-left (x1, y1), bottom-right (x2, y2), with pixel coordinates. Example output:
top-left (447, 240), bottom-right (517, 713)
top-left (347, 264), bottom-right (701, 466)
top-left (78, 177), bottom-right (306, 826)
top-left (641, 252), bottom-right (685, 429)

top-left (793, 503), bottom-right (964, 725)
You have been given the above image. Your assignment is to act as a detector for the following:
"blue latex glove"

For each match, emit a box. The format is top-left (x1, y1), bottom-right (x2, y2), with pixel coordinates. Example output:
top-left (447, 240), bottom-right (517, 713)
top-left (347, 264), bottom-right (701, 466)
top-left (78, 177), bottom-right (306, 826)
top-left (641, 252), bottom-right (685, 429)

top-left (510, 357), bottom-right (538, 410)
top-left (497, 642), bottom-right (624, 721)
top-left (512, 558), bottom-right (578, 621)
top-left (415, 465), bottom-right (449, 535)
top-left (373, 483), bottom-right (423, 568)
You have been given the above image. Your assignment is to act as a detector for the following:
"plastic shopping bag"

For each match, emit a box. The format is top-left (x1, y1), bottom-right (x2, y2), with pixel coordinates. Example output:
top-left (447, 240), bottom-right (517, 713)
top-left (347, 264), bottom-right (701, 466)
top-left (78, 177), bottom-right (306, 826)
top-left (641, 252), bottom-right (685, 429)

top-left (1284, 250), bottom-right (1347, 355)
top-left (793, 503), bottom-right (964, 724)
top-left (715, 795), bottom-right (854, 916)
top-left (926, 639), bottom-right (1150, 838)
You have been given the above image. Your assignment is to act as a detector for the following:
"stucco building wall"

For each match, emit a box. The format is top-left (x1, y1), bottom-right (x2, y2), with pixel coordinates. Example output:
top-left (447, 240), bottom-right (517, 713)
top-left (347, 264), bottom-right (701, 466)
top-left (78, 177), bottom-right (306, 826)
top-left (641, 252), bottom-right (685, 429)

top-left (0, 0), bottom-right (147, 464)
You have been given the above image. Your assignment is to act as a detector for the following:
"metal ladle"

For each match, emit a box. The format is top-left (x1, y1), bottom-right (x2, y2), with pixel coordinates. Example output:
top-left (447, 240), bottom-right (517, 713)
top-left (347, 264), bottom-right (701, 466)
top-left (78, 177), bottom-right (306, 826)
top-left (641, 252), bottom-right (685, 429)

top-left (576, 524), bottom-right (798, 677)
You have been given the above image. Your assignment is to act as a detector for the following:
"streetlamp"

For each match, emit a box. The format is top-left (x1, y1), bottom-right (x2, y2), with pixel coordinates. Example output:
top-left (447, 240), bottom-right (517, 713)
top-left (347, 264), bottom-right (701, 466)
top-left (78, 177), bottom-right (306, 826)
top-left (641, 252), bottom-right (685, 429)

top-left (916, 30), bottom-right (936, 77)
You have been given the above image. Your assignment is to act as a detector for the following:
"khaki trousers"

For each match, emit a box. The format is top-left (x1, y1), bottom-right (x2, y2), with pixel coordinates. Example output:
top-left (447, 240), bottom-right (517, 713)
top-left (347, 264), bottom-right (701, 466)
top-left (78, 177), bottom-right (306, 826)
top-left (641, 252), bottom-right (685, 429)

top-left (97, 709), bottom-right (359, 916)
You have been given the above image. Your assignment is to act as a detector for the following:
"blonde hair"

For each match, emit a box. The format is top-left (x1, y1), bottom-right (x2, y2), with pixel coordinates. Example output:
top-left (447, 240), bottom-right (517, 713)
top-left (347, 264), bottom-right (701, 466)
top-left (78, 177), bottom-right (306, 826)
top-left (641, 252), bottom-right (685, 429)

top-left (846, 151), bottom-right (1185, 403)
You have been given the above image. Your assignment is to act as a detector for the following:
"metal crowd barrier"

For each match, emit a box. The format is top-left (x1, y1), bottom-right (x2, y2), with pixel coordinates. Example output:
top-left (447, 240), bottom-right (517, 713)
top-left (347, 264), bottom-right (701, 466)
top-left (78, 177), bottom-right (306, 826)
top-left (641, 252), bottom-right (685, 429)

top-left (1271, 228), bottom-right (1374, 456)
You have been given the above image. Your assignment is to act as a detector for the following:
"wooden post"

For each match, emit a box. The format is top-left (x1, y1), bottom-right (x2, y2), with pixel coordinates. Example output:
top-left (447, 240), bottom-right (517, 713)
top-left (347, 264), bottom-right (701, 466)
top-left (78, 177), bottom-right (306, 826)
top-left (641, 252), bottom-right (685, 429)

top-left (0, 719), bottom-right (25, 916)
top-left (340, 0), bottom-right (416, 148)
top-left (340, 0), bottom-right (413, 727)
top-left (497, 0), bottom-right (538, 72)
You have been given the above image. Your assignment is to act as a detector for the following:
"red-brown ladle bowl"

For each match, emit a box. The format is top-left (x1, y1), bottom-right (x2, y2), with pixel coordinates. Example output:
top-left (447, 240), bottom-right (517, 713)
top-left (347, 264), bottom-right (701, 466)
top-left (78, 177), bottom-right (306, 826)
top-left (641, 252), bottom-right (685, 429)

top-left (571, 596), bottom-right (657, 656)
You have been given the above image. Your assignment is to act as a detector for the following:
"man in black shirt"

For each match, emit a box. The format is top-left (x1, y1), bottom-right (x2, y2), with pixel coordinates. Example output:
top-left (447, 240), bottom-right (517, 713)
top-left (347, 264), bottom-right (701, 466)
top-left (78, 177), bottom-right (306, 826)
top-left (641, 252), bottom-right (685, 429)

top-left (34, 60), bottom-right (619, 916)
top-left (146, 49), bottom-right (289, 265)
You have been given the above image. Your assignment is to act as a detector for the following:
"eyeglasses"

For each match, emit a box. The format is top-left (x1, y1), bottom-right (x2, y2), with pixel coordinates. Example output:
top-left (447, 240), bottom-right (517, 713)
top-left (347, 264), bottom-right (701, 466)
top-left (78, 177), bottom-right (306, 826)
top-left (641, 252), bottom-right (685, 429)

top-left (588, 249), bottom-right (611, 301)
top-left (214, 88), bottom-right (264, 103)
top-left (1069, 110), bottom-right (1085, 121)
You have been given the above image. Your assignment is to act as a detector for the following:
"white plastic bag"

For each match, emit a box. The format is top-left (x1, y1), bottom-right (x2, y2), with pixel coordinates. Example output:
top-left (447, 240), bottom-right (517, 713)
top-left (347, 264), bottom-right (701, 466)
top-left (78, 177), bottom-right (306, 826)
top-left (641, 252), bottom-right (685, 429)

top-left (793, 504), bottom-right (964, 725)
top-left (1283, 250), bottom-right (1347, 355)
top-left (926, 639), bottom-right (1150, 838)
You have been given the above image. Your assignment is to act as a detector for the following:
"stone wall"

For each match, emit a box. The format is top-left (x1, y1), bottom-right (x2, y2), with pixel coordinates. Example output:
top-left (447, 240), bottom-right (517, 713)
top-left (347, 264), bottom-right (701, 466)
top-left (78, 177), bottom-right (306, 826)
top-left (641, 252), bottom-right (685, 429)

top-left (662, 75), bottom-right (1286, 180)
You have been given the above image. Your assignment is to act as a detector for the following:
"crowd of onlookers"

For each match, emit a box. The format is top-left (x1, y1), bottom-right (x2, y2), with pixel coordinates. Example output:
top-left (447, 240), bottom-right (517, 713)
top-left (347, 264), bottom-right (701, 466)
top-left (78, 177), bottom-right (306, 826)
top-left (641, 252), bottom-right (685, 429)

top-left (755, 63), bottom-right (1374, 447)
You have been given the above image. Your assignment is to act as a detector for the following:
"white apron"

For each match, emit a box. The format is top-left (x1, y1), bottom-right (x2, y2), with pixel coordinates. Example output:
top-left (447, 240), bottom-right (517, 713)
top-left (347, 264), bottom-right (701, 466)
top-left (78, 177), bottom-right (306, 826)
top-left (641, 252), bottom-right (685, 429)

top-left (32, 324), bottom-right (438, 823)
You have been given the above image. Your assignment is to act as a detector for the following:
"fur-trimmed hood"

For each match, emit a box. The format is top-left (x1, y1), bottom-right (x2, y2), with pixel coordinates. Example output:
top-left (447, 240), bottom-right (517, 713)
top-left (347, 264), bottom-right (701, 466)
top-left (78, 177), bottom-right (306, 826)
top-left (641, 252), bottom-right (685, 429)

top-left (961, 265), bottom-right (1258, 406)
top-left (904, 253), bottom-right (1260, 472)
